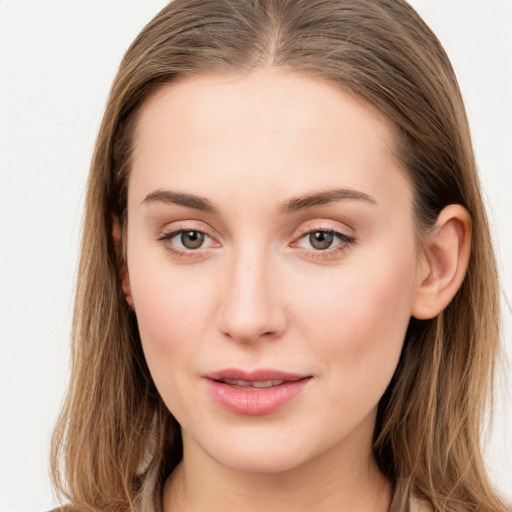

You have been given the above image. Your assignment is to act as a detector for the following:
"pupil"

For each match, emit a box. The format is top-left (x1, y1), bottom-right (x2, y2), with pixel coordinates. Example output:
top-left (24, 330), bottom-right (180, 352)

top-left (181, 231), bottom-right (204, 249)
top-left (310, 231), bottom-right (333, 250)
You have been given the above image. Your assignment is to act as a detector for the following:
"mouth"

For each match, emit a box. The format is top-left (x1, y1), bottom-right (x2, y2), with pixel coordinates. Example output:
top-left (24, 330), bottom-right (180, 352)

top-left (215, 378), bottom-right (292, 389)
top-left (204, 369), bottom-right (312, 415)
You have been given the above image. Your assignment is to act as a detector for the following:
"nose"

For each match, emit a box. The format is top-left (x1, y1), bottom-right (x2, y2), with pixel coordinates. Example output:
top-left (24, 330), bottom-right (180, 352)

top-left (216, 248), bottom-right (287, 344)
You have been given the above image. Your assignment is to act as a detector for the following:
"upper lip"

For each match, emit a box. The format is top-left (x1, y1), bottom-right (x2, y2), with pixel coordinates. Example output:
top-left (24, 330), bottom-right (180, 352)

top-left (204, 368), bottom-right (309, 382)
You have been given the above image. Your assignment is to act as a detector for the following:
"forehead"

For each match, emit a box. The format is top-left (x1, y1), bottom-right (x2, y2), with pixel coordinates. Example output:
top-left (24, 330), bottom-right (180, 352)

top-left (133, 68), bottom-right (397, 153)
top-left (129, 68), bottom-right (410, 212)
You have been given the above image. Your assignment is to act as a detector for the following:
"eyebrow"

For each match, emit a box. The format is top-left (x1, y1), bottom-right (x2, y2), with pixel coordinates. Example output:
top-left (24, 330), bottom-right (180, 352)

top-left (279, 188), bottom-right (377, 213)
top-left (142, 189), bottom-right (219, 213)
top-left (142, 187), bottom-right (376, 215)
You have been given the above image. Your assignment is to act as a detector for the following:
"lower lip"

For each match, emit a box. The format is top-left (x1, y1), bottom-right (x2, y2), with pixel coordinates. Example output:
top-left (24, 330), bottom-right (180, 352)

top-left (206, 378), bottom-right (311, 415)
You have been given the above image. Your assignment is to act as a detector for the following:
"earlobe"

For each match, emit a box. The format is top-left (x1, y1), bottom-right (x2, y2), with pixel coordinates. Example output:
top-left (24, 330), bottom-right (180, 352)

top-left (411, 204), bottom-right (471, 320)
top-left (112, 217), bottom-right (135, 311)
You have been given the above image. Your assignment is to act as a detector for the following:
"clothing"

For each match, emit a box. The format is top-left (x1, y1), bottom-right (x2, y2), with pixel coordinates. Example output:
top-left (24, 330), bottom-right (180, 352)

top-left (389, 480), bottom-right (430, 512)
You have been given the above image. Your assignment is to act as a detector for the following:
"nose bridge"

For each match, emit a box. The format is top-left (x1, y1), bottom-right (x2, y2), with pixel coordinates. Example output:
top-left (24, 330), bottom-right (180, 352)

top-left (217, 242), bottom-right (285, 343)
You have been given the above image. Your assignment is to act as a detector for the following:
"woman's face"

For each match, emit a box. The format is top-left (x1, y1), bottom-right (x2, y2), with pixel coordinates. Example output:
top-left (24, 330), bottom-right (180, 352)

top-left (125, 69), bottom-right (423, 473)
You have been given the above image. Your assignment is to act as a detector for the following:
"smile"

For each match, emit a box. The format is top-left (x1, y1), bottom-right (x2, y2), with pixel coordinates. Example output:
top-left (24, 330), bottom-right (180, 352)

top-left (218, 379), bottom-right (287, 389)
top-left (204, 369), bottom-right (312, 415)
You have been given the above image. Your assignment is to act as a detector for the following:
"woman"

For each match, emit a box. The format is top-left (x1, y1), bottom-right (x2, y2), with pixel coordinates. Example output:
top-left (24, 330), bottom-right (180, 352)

top-left (50, 1), bottom-right (508, 511)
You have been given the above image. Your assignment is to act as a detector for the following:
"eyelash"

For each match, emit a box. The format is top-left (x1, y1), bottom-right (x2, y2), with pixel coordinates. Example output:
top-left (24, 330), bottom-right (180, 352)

top-left (157, 226), bottom-right (356, 259)
top-left (292, 227), bottom-right (356, 259)
top-left (158, 226), bottom-right (218, 259)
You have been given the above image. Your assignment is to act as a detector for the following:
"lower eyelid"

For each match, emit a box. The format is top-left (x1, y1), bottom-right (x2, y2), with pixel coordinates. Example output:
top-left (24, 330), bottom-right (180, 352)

top-left (302, 237), bottom-right (355, 255)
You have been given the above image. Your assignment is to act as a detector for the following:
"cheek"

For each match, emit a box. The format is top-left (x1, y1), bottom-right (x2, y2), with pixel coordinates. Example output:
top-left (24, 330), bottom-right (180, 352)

top-left (290, 246), bottom-right (416, 390)
top-left (128, 256), bottom-right (216, 371)
top-left (128, 260), bottom-right (224, 421)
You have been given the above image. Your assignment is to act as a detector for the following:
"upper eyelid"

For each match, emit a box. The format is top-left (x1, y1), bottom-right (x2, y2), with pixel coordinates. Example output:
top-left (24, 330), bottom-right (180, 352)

top-left (159, 221), bottom-right (216, 238)
top-left (294, 221), bottom-right (355, 238)
top-left (156, 220), bottom-right (355, 242)
top-left (296, 226), bottom-right (350, 235)
top-left (292, 229), bottom-right (355, 246)
top-left (160, 228), bottom-right (217, 244)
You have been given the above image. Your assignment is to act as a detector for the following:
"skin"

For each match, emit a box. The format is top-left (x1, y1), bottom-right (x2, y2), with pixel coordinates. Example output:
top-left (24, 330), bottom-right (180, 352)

top-left (120, 68), bottom-right (471, 512)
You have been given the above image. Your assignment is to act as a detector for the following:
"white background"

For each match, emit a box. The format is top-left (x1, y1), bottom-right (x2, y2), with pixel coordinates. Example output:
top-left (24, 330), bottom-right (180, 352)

top-left (0, 1), bottom-right (511, 510)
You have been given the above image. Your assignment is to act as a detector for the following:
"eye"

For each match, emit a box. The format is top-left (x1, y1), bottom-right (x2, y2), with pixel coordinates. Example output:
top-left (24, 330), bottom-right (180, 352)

top-left (308, 231), bottom-right (336, 250)
top-left (293, 229), bottom-right (356, 253)
top-left (177, 230), bottom-right (206, 249)
top-left (159, 229), bottom-right (217, 253)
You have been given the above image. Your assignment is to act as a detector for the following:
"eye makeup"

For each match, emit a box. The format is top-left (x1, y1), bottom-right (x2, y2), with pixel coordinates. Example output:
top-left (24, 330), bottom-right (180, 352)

top-left (157, 222), bottom-right (220, 260)
top-left (156, 219), bottom-right (356, 262)
top-left (290, 225), bottom-right (356, 260)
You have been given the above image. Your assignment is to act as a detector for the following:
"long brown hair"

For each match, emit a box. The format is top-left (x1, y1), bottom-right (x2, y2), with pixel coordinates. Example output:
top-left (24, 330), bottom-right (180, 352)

top-left (51, 1), bottom-right (506, 511)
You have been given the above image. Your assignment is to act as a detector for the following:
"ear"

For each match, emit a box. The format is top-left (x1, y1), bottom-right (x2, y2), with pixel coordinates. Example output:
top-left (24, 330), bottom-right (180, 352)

top-left (411, 204), bottom-right (471, 320)
top-left (112, 217), bottom-right (135, 310)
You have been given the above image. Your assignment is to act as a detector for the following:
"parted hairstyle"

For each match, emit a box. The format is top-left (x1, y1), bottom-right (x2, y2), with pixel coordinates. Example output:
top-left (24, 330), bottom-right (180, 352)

top-left (50, 1), bottom-right (507, 511)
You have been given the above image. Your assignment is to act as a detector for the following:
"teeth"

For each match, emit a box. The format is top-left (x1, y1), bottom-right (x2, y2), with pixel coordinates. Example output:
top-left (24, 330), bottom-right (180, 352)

top-left (221, 379), bottom-right (285, 388)
top-left (252, 380), bottom-right (284, 388)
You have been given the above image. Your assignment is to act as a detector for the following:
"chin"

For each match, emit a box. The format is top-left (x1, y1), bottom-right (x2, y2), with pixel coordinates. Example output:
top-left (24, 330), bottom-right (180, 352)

top-left (208, 445), bottom-right (311, 474)
top-left (185, 421), bottom-right (339, 475)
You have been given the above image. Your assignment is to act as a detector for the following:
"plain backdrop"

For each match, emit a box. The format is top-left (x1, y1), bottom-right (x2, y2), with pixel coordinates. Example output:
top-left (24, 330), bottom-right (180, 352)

top-left (0, 1), bottom-right (511, 510)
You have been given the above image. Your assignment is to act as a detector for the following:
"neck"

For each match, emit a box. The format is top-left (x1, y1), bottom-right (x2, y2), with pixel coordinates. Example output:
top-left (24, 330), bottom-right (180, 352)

top-left (162, 429), bottom-right (392, 512)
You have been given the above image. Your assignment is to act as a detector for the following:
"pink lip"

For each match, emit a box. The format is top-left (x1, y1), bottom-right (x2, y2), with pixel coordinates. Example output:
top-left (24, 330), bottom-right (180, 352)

top-left (204, 368), bottom-right (312, 415)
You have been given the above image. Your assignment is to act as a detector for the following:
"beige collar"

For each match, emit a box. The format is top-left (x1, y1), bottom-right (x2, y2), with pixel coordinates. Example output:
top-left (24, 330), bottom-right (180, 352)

top-left (389, 480), bottom-right (432, 512)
